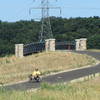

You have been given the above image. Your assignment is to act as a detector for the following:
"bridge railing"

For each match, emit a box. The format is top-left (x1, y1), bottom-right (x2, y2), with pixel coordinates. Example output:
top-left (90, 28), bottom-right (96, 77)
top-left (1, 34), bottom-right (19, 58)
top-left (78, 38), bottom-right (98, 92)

top-left (55, 41), bottom-right (76, 50)
top-left (15, 38), bottom-right (87, 57)
top-left (15, 40), bottom-right (76, 57)
top-left (23, 42), bottom-right (45, 55)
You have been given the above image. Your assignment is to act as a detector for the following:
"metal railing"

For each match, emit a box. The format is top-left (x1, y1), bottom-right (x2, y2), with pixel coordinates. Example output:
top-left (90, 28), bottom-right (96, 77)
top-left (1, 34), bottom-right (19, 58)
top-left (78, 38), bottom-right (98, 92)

top-left (23, 42), bottom-right (45, 55)
top-left (55, 41), bottom-right (76, 50)
top-left (23, 41), bottom-right (76, 56)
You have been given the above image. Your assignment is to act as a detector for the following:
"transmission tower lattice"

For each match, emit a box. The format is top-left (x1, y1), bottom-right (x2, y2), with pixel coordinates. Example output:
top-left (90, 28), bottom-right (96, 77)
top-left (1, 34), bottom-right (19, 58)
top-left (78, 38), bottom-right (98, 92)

top-left (30, 0), bottom-right (61, 42)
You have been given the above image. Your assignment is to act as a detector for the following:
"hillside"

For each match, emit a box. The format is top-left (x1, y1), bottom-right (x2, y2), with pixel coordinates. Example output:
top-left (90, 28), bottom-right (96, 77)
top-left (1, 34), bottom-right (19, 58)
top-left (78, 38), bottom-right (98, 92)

top-left (0, 51), bottom-right (97, 84)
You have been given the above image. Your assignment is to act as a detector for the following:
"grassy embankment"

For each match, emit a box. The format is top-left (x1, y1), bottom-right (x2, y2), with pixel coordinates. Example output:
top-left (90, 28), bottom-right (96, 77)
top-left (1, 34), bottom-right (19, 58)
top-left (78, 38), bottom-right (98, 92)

top-left (0, 76), bottom-right (100, 100)
top-left (0, 51), bottom-right (98, 84)
top-left (88, 49), bottom-right (100, 52)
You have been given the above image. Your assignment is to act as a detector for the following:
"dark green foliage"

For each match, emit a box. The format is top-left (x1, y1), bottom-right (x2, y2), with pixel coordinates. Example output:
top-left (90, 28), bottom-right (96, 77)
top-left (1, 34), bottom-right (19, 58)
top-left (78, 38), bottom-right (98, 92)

top-left (88, 34), bottom-right (100, 49)
top-left (51, 16), bottom-right (100, 47)
top-left (0, 20), bottom-right (40, 56)
top-left (0, 17), bottom-right (100, 56)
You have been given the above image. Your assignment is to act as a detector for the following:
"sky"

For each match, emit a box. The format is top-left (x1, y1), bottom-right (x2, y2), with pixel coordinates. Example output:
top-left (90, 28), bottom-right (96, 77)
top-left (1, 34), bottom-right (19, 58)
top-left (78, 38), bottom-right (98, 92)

top-left (0, 0), bottom-right (100, 22)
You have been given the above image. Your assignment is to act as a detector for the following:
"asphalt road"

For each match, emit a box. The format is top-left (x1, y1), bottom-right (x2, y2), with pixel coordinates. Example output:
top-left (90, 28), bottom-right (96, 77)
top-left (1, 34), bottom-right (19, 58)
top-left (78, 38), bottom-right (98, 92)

top-left (4, 51), bottom-right (100, 91)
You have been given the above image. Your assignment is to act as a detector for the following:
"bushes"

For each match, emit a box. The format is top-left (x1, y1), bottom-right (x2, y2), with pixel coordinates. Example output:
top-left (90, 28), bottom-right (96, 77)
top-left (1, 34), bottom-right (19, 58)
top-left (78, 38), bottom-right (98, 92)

top-left (88, 34), bottom-right (100, 49)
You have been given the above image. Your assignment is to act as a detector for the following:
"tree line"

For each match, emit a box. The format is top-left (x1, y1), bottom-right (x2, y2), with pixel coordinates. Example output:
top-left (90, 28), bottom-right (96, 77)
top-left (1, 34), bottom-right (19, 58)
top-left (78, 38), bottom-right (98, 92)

top-left (0, 16), bottom-right (100, 56)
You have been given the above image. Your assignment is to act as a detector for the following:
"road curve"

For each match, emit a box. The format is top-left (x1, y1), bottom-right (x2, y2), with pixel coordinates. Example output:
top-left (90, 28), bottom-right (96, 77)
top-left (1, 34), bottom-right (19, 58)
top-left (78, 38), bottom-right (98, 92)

top-left (4, 51), bottom-right (100, 91)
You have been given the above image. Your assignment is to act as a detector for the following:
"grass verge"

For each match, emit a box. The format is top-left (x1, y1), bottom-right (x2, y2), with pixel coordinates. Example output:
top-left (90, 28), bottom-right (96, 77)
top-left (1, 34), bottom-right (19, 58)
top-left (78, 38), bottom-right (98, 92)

top-left (0, 77), bottom-right (100, 100)
top-left (87, 49), bottom-right (100, 52)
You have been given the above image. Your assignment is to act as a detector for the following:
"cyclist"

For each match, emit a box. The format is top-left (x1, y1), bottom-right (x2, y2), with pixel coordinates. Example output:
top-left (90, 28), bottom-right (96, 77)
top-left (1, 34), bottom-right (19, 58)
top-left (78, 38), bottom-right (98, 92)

top-left (32, 68), bottom-right (41, 79)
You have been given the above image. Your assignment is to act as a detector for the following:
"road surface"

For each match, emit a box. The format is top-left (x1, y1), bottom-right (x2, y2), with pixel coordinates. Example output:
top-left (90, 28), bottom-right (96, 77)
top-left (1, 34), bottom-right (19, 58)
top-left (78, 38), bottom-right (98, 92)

top-left (4, 51), bottom-right (100, 91)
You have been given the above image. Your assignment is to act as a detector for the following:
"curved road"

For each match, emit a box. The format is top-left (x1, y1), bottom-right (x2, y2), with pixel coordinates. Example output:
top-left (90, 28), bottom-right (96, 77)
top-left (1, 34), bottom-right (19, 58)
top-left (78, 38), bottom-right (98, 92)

top-left (5, 51), bottom-right (100, 91)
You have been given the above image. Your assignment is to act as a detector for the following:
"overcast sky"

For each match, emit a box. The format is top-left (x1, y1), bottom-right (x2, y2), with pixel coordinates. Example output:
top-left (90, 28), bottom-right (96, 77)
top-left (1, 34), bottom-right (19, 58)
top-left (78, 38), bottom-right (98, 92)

top-left (0, 0), bottom-right (100, 22)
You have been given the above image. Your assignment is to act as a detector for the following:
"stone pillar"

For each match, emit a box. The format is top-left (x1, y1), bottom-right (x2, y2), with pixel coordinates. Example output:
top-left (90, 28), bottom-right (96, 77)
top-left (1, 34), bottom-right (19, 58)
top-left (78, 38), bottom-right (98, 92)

top-left (49, 39), bottom-right (56, 51)
top-left (45, 39), bottom-right (56, 52)
top-left (75, 39), bottom-right (80, 51)
top-left (45, 39), bottom-right (49, 52)
top-left (15, 44), bottom-right (24, 58)
top-left (75, 38), bottom-right (87, 51)
top-left (80, 38), bottom-right (87, 50)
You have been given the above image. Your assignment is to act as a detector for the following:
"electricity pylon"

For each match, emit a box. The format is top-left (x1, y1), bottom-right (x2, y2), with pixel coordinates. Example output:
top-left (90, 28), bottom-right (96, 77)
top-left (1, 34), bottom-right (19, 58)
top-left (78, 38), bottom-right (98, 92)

top-left (29, 0), bottom-right (61, 42)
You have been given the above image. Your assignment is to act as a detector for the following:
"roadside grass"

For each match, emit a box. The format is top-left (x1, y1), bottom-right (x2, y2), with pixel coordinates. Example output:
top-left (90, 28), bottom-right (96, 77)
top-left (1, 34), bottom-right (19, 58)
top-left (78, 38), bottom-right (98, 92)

top-left (0, 51), bottom-right (98, 84)
top-left (88, 49), bottom-right (100, 52)
top-left (0, 77), bottom-right (100, 100)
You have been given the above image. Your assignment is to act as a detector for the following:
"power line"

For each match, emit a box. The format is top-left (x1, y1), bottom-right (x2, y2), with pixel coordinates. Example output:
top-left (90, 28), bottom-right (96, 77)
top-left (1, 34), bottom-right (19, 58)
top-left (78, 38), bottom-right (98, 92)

top-left (29, 0), bottom-right (61, 42)
top-left (63, 6), bottom-right (100, 10)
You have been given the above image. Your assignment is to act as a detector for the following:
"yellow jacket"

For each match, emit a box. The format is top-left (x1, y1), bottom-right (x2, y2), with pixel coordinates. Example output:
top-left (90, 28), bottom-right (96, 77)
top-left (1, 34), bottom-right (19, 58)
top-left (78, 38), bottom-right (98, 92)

top-left (32, 71), bottom-right (41, 76)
